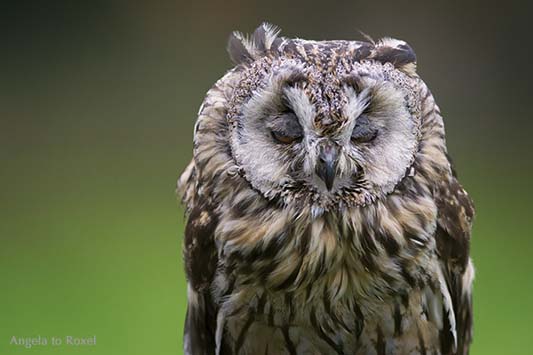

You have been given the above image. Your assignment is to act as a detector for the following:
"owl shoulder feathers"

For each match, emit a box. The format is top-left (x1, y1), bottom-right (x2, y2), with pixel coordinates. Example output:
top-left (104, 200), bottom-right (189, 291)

top-left (177, 61), bottom-right (239, 354)
top-left (434, 160), bottom-right (475, 355)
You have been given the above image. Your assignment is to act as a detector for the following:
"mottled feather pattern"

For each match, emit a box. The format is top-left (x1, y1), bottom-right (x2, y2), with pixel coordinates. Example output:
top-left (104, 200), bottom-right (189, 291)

top-left (178, 23), bottom-right (474, 355)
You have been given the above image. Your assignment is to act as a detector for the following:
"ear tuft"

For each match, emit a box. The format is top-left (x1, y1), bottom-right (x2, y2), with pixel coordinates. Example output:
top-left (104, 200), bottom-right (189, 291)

top-left (258, 22), bottom-right (282, 50)
top-left (227, 31), bottom-right (254, 64)
top-left (373, 38), bottom-right (417, 75)
top-left (227, 22), bottom-right (282, 65)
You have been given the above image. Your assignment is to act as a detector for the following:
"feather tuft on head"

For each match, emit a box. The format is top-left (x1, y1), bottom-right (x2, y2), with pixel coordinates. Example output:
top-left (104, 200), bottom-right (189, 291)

top-left (372, 37), bottom-right (418, 76)
top-left (227, 22), bottom-right (282, 65)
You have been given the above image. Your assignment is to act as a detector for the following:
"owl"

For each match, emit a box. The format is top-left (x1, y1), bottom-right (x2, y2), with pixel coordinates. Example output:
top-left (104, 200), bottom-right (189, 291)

top-left (177, 23), bottom-right (474, 355)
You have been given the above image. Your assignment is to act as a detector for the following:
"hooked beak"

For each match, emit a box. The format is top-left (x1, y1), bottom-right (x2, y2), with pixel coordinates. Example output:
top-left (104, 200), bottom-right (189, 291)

top-left (316, 143), bottom-right (339, 191)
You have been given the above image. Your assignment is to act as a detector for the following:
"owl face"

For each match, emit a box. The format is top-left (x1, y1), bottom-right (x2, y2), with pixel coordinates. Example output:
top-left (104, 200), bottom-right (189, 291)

top-left (226, 26), bottom-right (422, 211)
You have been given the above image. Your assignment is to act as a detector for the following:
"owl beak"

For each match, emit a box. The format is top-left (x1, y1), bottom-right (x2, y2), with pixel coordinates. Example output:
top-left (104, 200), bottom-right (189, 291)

top-left (316, 144), bottom-right (339, 191)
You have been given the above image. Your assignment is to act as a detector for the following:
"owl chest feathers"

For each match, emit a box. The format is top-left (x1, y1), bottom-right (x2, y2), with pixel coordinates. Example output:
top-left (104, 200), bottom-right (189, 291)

top-left (209, 184), bottom-right (449, 354)
top-left (214, 179), bottom-right (439, 300)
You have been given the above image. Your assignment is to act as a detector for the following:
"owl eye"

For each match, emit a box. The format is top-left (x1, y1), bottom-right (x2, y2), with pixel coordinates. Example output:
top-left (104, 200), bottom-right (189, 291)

top-left (351, 114), bottom-right (378, 143)
top-left (271, 130), bottom-right (301, 144)
top-left (269, 111), bottom-right (303, 144)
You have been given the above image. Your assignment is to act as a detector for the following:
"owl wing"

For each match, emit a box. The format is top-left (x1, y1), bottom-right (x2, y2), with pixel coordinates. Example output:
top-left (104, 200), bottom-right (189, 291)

top-left (178, 161), bottom-right (220, 355)
top-left (434, 165), bottom-right (475, 355)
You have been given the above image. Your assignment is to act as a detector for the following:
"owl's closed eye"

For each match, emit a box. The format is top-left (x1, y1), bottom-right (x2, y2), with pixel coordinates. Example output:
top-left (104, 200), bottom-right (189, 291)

top-left (268, 110), bottom-right (303, 144)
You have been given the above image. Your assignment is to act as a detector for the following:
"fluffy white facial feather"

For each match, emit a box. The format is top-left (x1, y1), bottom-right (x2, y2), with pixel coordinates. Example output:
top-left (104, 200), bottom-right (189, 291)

top-left (229, 61), bottom-right (420, 209)
top-left (346, 77), bottom-right (418, 191)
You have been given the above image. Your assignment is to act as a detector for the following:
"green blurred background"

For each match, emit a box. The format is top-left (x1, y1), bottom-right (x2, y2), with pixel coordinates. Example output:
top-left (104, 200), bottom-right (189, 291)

top-left (1, 1), bottom-right (532, 354)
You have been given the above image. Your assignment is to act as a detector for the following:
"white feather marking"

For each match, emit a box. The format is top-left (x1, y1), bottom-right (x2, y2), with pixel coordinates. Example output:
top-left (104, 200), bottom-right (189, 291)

top-left (410, 238), bottom-right (425, 247)
top-left (283, 86), bottom-right (316, 132)
top-left (462, 259), bottom-right (475, 297)
top-left (342, 85), bottom-right (371, 132)
top-left (436, 265), bottom-right (458, 351)
top-left (177, 161), bottom-right (195, 197)
top-left (187, 284), bottom-right (199, 307)
top-left (232, 31), bottom-right (257, 58)
top-left (261, 22), bottom-right (281, 50)
top-left (215, 311), bottom-right (225, 355)
top-left (424, 286), bottom-right (444, 330)
top-left (376, 37), bottom-right (408, 50)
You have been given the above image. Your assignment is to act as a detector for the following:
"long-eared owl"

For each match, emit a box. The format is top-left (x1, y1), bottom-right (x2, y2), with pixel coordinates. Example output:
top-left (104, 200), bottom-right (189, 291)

top-left (178, 23), bottom-right (475, 355)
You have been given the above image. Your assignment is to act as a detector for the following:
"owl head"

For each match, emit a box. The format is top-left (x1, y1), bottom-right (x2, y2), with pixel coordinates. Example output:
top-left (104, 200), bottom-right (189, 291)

top-left (194, 23), bottom-right (425, 213)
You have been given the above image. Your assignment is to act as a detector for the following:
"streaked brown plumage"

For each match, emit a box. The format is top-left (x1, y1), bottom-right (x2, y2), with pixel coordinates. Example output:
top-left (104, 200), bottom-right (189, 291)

top-left (178, 23), bottom-right (474, 355)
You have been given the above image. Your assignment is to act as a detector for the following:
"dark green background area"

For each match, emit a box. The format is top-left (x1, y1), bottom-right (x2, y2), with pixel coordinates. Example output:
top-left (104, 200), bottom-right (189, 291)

top-left (1, 1), bottom-right (532, 354)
